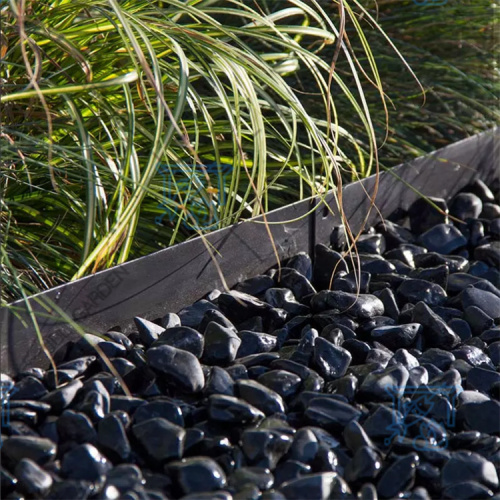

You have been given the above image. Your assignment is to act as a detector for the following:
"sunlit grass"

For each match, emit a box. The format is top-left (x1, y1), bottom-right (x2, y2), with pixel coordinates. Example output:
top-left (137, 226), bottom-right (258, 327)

top-left (1, 0), bottom-right (412, 303)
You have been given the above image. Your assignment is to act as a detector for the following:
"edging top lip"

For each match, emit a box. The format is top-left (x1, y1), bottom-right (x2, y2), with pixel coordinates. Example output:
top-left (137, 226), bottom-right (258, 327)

top-left (1, 128), bottom-right (498, 375)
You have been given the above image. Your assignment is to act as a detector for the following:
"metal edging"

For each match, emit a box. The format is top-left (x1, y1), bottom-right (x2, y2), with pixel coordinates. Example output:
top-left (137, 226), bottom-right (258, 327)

top-left (1, 128), bottom-right (498, 375)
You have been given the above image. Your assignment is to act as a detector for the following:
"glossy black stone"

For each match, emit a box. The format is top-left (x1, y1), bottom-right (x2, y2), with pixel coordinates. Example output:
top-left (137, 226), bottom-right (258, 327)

top-left (279, 472), bottom-right (350, 500)
top-left (97, 412), bottom-right (131, 462)
top-left (409, 197), bottom-right (449, 234)
top-left (132, 417), bottom-right (185, 463)
top-left (313, 244), bottom-right (348, 290)
top-left (15, 458), bottom-right (53, 497)
top-left (258, 370), bottom-right (302, 400)
top-left (441, 451), bottom-right (499, 491)
top-left (203, 321), bottom-right (242, 366)
top-left (474, 241), bottom-right (500, 267)
top-left (134, 317), bottom-right (166, 346)
top-left (234, 275), bottom-right (275, 296)
top-left (237, 331), bottom-right (277, 358)
top-left (235, 379), bottom-right (285, 416)
top-left (178, 299), bottom-right (220, 329)
top-left (311, 337), bottom-right (352, 381)
top-left (397, 278), bottom-right (447, 307)
top-left (60, 443), bottom-right (112, 481)
top-left (147, 345), bottom-right (205, 393)
top-left (241, 429), bottom-right (292, 469)
top-left (358, 364), bottom-right (409, 402)
top-left (345, 445), bottom-right (382, 484)
top-left (311, 290), bottom-right (384, 318)
top-left (461, 287), bottom-right (500, 320)
top-left (56, 409), bottom-right (97, 445)
top-left (377, 453), bottom-right (419, 499)
top-left (169, 457), bottom-right (227, 495)
top-left (412, 302), bottom-right (461, 350)
top-left (304, 396), bottom-right (362, 431)
top-left (208, 395), bottom-right (264, 424)
top-left (153, 326), bottom-right (204, 358)
top-left (370, 323), bottom-right (421, 350)
top-left (450, 192), bottom-right (483, 221)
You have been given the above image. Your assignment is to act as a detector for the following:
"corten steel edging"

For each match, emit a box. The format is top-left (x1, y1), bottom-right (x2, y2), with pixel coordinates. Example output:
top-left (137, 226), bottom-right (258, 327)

top-left (1, 128), bottom-right (498, 375)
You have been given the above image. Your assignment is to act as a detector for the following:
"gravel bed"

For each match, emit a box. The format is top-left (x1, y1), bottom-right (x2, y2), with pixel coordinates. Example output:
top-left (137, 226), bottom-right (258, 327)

top-left (1, 178), bottom-right (500, 500)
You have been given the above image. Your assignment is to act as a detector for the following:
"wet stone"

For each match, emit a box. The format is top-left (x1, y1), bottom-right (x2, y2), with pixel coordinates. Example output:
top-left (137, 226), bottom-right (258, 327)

top-left (0, 467), bottom-right (17, 496)
top-left (375, 288), bottom-right (400, 320)
top-left (481, 327), bottom-right (500, 343)
top-left (134, 317), bottom-right (165, 347)
top-left (153, 326), bottom-right (204, 358)
top-left (273, 460), bottom-right (311, 488)
top-left (376, 220), bottom-right (415, 249)
top-left (218, 291), bottom-right (270, 323)
top-left (286, 252), bottom-right (313, 281)
top-left (288, 428), bottom-right (319, 464)
top-left (449, 318), bottom-right (472, 342)
top-left (325, 374), bottom-right (358, 403)
top-left (343, 420), bottom-right (374, 454)
top-left (132, 417), bottom-right (185, 463)
top-left (199, 309), bottom-right (237, 335)
top-left (147, 344), bottom-right (205, 393)
top-left (359, 254), bottom-right (396, 275)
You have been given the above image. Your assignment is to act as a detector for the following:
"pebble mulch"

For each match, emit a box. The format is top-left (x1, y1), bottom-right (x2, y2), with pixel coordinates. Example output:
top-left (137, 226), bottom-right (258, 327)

top-left (1, 178), bottom-right (500, 500)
